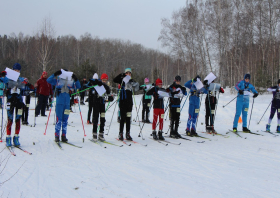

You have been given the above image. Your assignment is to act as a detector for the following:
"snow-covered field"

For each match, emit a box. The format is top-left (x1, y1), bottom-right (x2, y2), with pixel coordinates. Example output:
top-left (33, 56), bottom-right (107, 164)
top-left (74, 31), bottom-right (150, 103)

top-left (1, 89), bottom-right (280, 198)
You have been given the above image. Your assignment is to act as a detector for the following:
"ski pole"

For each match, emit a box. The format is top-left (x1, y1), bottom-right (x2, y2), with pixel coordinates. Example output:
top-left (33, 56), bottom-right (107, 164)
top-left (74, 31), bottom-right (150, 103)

top-left (106, 82), bottom-right (123, 136)
top-left (138, 102), bottom-right (154, 139)
top-left (223, 96), bottom-right (237, 108)
top-left (34, 93), bottom-right (37, 127)
top-left (195, 94), bottom-right (203, 130)
top-left (74, 82), bottom-right (86, 137)
top-left (207, 93), bottom-right (214, 131)
top-left (248, 98), bottom-right (255, 129)
top-left (180, 93), bottom-right (190, 112)
top-left (164, 99), bottom-right (170, 121)
top-left (257, 94), bottom-right (276, 124)
top-left (213, 91), bottom-right (220, 124)
top-left (106, 99), bottom-right (117, 110)
top-left (134, 98), bottom-right (142, 122)
top-left (96, 97), bottom-right (113, 133)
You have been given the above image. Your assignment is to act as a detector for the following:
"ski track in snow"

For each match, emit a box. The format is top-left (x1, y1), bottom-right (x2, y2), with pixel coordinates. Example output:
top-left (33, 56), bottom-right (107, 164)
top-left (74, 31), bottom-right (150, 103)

top-left (0, 89), bottom-right (280, 198)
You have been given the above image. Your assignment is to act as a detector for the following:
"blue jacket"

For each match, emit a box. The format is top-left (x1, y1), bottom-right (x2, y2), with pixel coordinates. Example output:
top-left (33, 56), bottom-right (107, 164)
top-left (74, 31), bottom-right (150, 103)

top-left (235, 76), bottom-right (258, 103)
top-left (47, 74), bottom-right (81, 105)
top-left (184, 79), bottom-right (208, 95)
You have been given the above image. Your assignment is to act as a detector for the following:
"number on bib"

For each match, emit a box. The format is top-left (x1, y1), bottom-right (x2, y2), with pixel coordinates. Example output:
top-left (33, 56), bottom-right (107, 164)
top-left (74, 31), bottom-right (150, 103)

top-left (195, 109), bottom-right (199, 113)
top-left (161, 114), bottom-right (164, 119)
top-left (127, 112), bottom-right (131, 117)
top-left (101, 113), bottom-right (105, 118)
top-left (244, 108), bottom-right (248, 112)
top-left (147, 103), bottom-right (151, 107)
top-left (177, 108), bottom-right (180, 113)
top-left (26, 104), bottom-right (30, 107)
top-left (64, 109), bottom-right (71, 115)
top-left (18, 109), bottom-right (23, 115)
top-left (211, 110), bottom-right (215, 114)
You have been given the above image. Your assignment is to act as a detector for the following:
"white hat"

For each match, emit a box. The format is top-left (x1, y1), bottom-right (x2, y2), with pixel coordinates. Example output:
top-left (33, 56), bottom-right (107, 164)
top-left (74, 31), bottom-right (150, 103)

top-left (93, 73), bottom-right (98, 79)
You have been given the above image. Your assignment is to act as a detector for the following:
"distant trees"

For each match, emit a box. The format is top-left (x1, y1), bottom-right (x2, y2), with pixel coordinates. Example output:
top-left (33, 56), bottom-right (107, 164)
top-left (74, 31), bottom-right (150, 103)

top-left (159, 0), bottom-right (280, 88)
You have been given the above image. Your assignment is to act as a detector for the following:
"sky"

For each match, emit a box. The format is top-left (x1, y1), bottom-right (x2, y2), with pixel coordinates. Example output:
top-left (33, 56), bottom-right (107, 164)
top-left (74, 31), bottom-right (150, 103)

top-left (0, 0), bottom-right (186, 51)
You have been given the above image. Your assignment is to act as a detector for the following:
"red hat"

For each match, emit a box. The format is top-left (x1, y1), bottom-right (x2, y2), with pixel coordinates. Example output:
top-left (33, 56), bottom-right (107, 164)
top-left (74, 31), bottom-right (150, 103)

top-left (41, 71), bottom-right (48, 78)
top-left (155, 78), bottom-right (162, 86)
top-left (101, 73), bottom-right (108, 80)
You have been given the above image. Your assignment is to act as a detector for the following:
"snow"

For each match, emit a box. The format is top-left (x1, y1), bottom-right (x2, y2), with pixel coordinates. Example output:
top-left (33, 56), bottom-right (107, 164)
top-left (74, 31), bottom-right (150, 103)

top-left (1, 89), bottom-right (280, 198)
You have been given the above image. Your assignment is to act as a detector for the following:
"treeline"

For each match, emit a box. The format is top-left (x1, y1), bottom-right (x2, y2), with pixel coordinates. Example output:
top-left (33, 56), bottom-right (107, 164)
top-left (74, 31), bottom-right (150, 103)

top-left (159, 0), bottom-right (280, 88)
top-left (0, 32), bottom-right (178, 87)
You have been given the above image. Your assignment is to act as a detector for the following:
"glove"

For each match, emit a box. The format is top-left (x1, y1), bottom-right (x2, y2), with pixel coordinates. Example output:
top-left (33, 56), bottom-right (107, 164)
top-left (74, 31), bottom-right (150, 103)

top-left (54, 70), bottom-right (62, 76)
top-left (89, 79), bottom-right (97, 86)
top-left (1, 71), bottom-right (7, 77)
top-left (193, 75), bottom-right (200, 82)
top-left (72, 74), bottom-right (78, 82)
top-left (108, 96), bottom-right (114, 102)
top-left (253, 93), bottom-right (259, 98)
top-left (97, 80), bottom-right (103, 86)
top-left (171, 90), bottom-right (180, 96)
top-left (203, 80), bottom-right (208, 85)
top-left (129, 79), bottom-right (134, 83)
top-left (220, 87), bottom-right (224, 93)
top-left (239, 90), bottom-right (244, 95)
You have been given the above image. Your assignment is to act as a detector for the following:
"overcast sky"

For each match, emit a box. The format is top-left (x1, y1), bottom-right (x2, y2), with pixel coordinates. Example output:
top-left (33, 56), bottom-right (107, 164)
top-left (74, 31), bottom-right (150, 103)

top-left (0, 0), bottom-right (186, 51)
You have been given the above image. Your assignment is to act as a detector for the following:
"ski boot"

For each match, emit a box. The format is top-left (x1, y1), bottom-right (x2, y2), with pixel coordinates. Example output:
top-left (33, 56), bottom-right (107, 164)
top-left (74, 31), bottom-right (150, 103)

top-left (232, 128), bottom-right (237, 132)
top-left (152, 130), bottom-right (158, 140)
top-left (146, 119), bottom-right (151, 124)
top-left (170, 129), bottom-right (178, 138)
top-left (98, 132), bottom-right (105, 141)
top-left (87, 120), bottom-right (92, 125)
top-left (61, 135), bottom-right (68, 142)
top-left (266, 124), bottom-right (271, 132)
top-left (191, 128), bottom-right (198, 136)
top-left (92, 132), bottom-right (98, 140)
top-left (186, 129), bottom-right (191, 136)
top-left (243, 127), bottom-right (251, 133)
top-left (206, 126), bottom-right (211, 133)
top-left (158, 131), bottom-right (165, 140)
top-left (126, 132), bottom-right (133, 141)
top-left (55, 135), bottom-right (60, 142)
top-left (118, 132), bottom-right (124, 141)
top-left (6, 136), bottom-right (12, 147)
top-left (13, 135), bottom-right (20, 147)
top-left (80, 102), bottom-right (85, 105)
top-left (277, 126), bottom-right (280, 133)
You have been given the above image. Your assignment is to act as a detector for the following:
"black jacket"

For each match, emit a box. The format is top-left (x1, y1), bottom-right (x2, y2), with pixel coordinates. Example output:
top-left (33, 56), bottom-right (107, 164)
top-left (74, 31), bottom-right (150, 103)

top-left (146, 86), bottom-right (165, 109)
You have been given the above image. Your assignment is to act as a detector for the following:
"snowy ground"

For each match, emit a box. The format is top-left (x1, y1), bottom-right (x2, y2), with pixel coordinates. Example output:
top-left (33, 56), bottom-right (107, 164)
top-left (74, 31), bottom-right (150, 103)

top-left (0, 89), bottom-right (280, 198)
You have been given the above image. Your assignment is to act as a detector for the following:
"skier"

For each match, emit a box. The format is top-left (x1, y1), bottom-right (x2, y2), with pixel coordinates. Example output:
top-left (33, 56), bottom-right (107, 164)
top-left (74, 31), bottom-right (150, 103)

top-left (146, 78), bottom-right (165, 140)
top-left (80, 78), bottom-right (87, 105)
top-left (205, 81), bottom-right (224, 132)
top-left (167, 76), bottom-right (188, 138)
top-left (139, 78), bottom-right (152, 123)
top-left (5, 63), bottom-right (34, 147)
top-left (184, 75), bottom-right (208, 136)
top-left (21, 78), bottom-right (34, 125)
top-left (266, 79), bottom-right (280, 132)
top-left (113, 68), bottom-right (139, 141)
top-left (88, 73), bottom-right (114, 140)
top-left (86, 73), bottom-right (99, 124)
top-left (233, 74), bottom-right (258, 132)
top-left (47, 69), bottom-right (81, 142)
top-left (35, 71), bottom-right (53, 117)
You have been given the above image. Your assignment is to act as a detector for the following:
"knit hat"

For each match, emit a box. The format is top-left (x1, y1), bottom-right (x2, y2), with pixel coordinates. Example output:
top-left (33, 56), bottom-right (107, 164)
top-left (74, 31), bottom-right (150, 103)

top-left (244, 74), bottom-right (250, 80)
top-left (93, 73), bottom-right (98, 79)
top-left (125, 68), bottom-right (132, 73)
top-left (155, 78), bottom-right (162, 86)
top-left (101, 73), bottom-right (108, 80)
top-left (144, 78), bottom-right (149, 83)
top-left (175, 75), bottom-right (181, 82)
top-left (41, 71), bottom-right (48, 78)
top-left (13, 63), bottom-right (21, 71)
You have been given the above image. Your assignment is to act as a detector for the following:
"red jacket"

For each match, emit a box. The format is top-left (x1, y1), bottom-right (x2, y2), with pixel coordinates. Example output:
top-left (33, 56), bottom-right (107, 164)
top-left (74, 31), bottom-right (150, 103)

top-left (36, 77), bottom-right (53, 96)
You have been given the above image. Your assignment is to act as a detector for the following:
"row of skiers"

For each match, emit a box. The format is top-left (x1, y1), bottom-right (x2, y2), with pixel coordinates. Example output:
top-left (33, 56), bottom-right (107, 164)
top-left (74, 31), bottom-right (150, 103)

top-left (1, 63), bottom-right (279, 148)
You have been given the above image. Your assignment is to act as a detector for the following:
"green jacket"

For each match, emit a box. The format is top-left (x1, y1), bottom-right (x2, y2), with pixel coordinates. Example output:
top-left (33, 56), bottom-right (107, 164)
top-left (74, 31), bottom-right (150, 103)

top-left (140, 84), bottom-right (152, 100)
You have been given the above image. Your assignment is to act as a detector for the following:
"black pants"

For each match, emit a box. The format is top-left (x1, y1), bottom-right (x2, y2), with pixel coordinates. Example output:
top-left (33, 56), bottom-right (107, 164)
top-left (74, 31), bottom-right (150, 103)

top-left (80, 92), bottom-right (85, 102)
top-left (46, 97), bottom-right (52, 109)
top-left (205, 102), bottom-right (216, 126)
top-left (22, 95), bottom-right (30, 122)
top-left (142, 99), bottom-right (151, 121)
top-left (119, 103), bottom-right (133, 133)
top-left (88, 101), bottom-right (93, 121)
top-left (92, 103), bottom-right (106, 132)
top-left (170, 107), bottom-right (180, 133)
top-left (35, 95), bottom-right (48, 116)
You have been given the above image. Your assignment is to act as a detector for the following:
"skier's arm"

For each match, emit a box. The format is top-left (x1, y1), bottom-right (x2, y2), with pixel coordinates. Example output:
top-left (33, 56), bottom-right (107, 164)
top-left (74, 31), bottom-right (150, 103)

top-left (184, 80), bottom-right (193, 89)
top-left (103, 84), bottom-right (111, 94)
top-left (235, 80), bottom-right (242, 91)
top-left (113, 73), bottom-right (125, 84)
top-left (146, 87), bottom-right (155, 95)
top-left (47, 74), bottom-right (58, 86)
top-left (249, 84), bottom-right (258, 94)
top-left (267, 86), bottom-right (278, 92)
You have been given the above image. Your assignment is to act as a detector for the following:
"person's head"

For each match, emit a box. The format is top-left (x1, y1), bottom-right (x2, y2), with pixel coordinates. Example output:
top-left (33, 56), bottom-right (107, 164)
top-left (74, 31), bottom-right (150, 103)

top-left (101, 73), bottom-right (108, 84)
top-left (13, 63), bottom-right (21, 73)
top-left (155, 78), bottom-right (162, 88)
top-left (244, 74), bottom-right (250, 83)
top-left (42, 71), bottom-right (47, 78)
top-left (93, 73), bottom-right (98, 80)
top-left (175, 75), bottom-right (181, 85)
top-left (125, 68), bottom-right (132, 76)
top-left (144, 78), bottom-right (149, 85)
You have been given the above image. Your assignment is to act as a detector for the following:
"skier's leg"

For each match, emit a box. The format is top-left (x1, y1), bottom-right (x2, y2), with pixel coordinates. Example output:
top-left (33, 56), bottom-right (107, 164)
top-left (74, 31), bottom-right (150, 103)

top-left (55, 104), bottom-right (64, 137)
top-left (233, 99), bottom-right (242, 128)
top-left (152, 108), bottom-right (159, 130)
top-left (242, 101), bottom-right (249, 128)
top-left (159, 108), bottom-right (164, 131)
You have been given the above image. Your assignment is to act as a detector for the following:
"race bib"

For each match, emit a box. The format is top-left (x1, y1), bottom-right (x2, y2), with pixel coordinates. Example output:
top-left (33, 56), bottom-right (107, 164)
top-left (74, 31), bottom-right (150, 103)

top-left (278, 109), bottom-right (280, 112)
top-left (177, 108), bottom-right (180, 113)
top-left (127, 112), bottom-right (131, 117)
top-left (6, 102), bottom-right (11, 110)
top-left (211, 110), bottom-right (215, 114)
top-left (64, 109), bottom-right (71, 115)
top-left (17, 109), bottom-right (23, 115)
top-left (26, 104), bottom-right (30, 108)
top-left (147, 103), bottom-right (151, 107)
top-left (161, 114), bottom-right (164, 119)
top-left (195, 109), bottom-right (199, 113)
top-left (244, 108), bottom-right (248, 112)
top-left (101, 113), bottom-right (105, 118)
